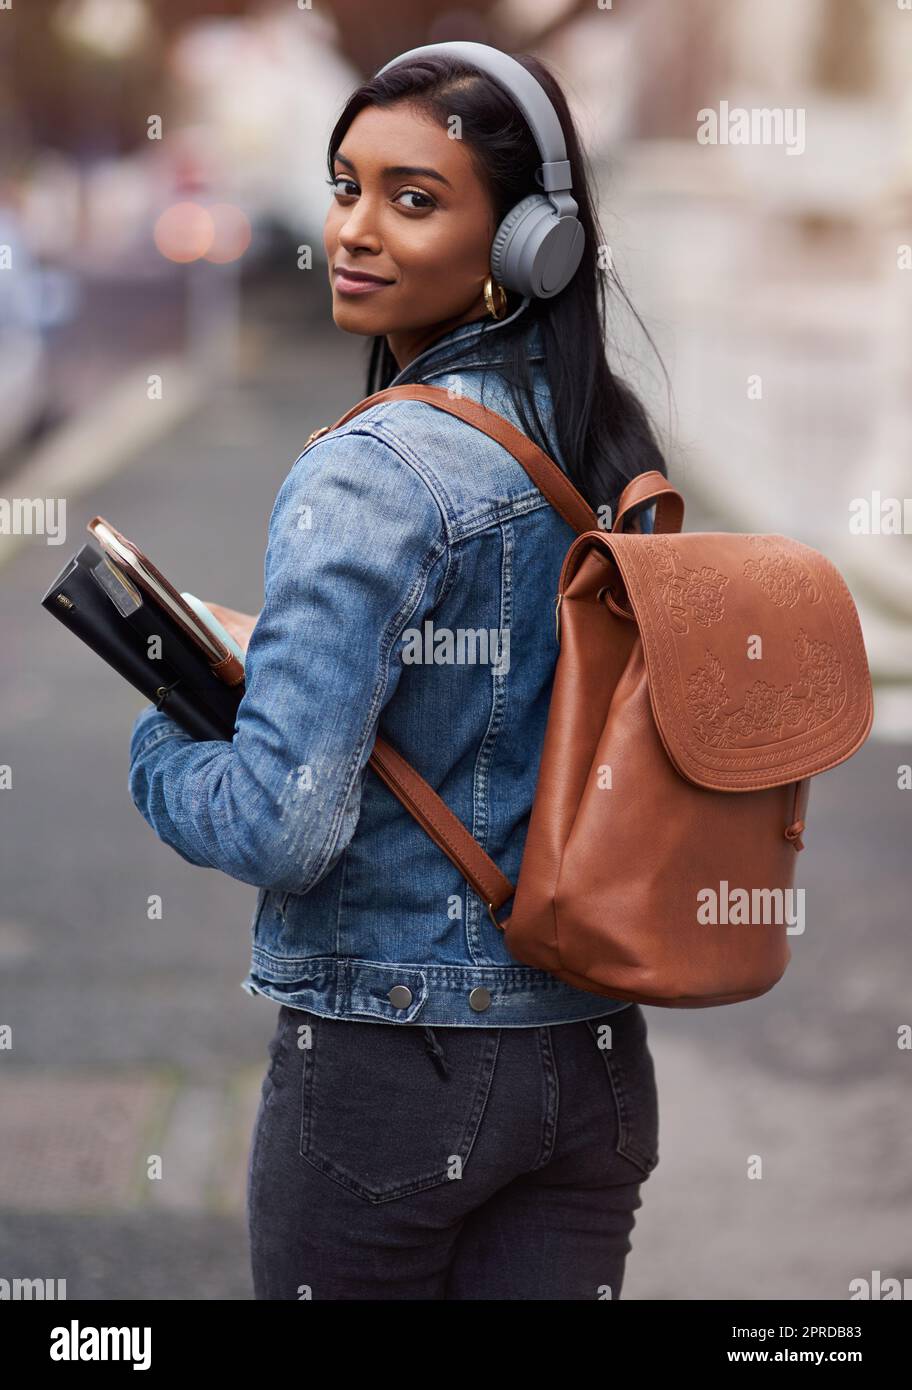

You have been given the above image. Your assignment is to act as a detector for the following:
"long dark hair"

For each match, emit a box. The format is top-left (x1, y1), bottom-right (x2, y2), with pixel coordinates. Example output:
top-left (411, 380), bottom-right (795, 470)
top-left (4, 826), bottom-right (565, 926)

top-left (326, 51), bottom-right (671, 516)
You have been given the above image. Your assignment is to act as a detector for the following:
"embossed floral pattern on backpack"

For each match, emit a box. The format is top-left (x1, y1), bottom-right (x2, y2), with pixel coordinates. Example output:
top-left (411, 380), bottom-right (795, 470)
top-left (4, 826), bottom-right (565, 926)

top-left (742, 536), bottom-right (821, 608)
top-left (653, 537), bottom-right (728, 633)
top-left (686, 630), bottom-right (845, 747)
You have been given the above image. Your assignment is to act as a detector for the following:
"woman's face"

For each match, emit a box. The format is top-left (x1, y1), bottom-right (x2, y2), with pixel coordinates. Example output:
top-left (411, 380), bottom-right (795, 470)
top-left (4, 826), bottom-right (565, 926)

top-left (323, 101), bottom-right (498, 369)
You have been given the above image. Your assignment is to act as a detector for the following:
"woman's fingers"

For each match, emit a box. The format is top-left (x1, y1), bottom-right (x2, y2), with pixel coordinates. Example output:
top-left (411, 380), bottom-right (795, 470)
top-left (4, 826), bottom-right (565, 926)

top-left (197, 601), bottom-right (258, 653)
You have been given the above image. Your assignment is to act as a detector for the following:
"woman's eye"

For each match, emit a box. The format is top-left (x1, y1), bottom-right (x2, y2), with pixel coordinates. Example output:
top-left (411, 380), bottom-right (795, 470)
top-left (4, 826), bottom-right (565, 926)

top-left (395, 188), bottom-right (435, 211)
top-left (327, 176), bottom-right (357, 198)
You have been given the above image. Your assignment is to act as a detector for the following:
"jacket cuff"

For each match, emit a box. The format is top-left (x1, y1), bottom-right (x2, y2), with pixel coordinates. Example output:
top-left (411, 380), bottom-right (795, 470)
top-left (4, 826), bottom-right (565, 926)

top-left (129, 703), bottom-right (190, 760)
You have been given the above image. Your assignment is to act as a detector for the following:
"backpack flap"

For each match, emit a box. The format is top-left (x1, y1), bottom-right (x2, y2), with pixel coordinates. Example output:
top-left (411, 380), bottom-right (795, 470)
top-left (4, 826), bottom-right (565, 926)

top-left (559, 530), bottom-right (874, 793)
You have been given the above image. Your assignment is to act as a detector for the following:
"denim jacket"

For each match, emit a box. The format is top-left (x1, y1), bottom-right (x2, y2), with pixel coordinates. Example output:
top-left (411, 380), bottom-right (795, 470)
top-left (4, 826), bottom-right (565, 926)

top-left (128, 304), bottom-right (632, 1027)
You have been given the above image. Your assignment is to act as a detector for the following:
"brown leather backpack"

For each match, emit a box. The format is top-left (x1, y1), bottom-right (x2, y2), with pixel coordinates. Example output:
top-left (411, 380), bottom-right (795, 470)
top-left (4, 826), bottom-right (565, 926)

top-left (312, 384), bottom-right (874, 1008)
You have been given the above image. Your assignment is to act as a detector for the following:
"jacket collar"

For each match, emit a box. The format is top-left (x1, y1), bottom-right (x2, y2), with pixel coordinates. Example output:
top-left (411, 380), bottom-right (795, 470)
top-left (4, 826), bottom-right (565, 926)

top-left (387, 296), bottom-right (544, 386)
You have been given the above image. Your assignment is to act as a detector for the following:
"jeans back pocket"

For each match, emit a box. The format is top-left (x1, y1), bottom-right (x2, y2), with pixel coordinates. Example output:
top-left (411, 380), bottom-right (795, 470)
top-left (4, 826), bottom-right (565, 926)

top-left (586, 1003), bottom-right (660, 1179)
top-left (296, 1012), bottom-right (501, 1204)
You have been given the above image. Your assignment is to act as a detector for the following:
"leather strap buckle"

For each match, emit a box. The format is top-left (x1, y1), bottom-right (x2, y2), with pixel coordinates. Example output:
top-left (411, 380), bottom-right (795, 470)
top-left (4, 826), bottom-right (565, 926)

top-left (487, 901), bottom-right (505, 931)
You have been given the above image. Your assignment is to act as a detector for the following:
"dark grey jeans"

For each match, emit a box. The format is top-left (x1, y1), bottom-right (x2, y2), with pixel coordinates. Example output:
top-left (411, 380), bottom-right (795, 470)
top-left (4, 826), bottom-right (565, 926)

top-left (247, 999), bottom-right (659, 1300)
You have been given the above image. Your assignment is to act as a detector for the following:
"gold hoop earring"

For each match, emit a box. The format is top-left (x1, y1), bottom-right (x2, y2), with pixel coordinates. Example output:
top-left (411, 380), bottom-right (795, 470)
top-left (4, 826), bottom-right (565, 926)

top-left (483, 273), bottom-right (508, 320)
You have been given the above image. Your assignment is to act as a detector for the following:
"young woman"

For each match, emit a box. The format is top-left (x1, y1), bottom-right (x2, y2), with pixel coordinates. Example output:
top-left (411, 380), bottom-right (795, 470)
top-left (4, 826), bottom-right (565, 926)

top-left (128, 43), bottom-right (668, 1300)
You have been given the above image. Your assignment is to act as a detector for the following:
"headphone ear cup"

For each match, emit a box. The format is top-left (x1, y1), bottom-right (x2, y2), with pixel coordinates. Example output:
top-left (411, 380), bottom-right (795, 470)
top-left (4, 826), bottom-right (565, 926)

top-left (490, 194), bottom-right (550, 297)
top-left (491, 193), bottom-right (585, 299)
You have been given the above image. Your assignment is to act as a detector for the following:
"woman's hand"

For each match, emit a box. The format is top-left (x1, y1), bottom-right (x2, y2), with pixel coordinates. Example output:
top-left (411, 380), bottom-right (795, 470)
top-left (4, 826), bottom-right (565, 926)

top-left (200, 601), bottom-right (260, 655)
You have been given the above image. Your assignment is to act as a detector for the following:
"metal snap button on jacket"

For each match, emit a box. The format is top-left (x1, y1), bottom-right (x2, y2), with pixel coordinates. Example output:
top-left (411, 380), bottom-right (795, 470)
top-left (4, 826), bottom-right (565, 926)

top-left (468, 987), bottom-right (492, 1012)
top-left (388, 985), bottom-right (413, 1009)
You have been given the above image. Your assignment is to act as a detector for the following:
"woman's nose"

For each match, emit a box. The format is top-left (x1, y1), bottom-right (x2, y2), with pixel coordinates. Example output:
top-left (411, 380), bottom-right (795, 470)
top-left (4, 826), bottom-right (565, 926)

top-left (337, 199), bottom-right (382, 252)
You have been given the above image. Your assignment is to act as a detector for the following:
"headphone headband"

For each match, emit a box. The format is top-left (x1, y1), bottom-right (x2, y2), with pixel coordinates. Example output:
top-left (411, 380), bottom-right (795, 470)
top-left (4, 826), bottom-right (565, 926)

top-left (374, 41), bottom-right (573, 196)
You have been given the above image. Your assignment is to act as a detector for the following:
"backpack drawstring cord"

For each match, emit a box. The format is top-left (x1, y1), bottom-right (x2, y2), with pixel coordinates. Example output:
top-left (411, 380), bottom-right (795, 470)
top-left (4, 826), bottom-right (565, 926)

top-left (421, 1025), bottom-right (450, 1079)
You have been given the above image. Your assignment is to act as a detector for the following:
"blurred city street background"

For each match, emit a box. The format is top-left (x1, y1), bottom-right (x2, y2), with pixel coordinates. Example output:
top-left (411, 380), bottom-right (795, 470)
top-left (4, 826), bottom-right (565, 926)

top-left (1, 0), bottom-right (910, 1299)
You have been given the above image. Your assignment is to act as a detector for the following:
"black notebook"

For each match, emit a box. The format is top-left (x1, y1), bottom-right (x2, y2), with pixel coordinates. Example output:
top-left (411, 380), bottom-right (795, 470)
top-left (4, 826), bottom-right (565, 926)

top-left (41, 518), bottom-right (248, 742)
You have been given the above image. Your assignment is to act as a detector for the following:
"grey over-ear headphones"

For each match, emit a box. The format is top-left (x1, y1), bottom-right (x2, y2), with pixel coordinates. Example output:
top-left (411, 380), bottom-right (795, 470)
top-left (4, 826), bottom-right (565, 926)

top-left (374, 41), bottom-right (585, 299)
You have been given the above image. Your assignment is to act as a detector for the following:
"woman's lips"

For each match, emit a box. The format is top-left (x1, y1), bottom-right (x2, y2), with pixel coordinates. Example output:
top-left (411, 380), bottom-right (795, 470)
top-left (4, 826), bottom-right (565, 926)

top-left (333, 268), bottom-right (394, 295)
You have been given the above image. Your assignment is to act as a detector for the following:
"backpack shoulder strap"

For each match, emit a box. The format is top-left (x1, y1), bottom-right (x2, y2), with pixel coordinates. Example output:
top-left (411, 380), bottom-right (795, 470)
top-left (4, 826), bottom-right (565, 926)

top-left (370, 734), bottom-right (515, 924)
top-left (324, 383), bottom-right (599, 534)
